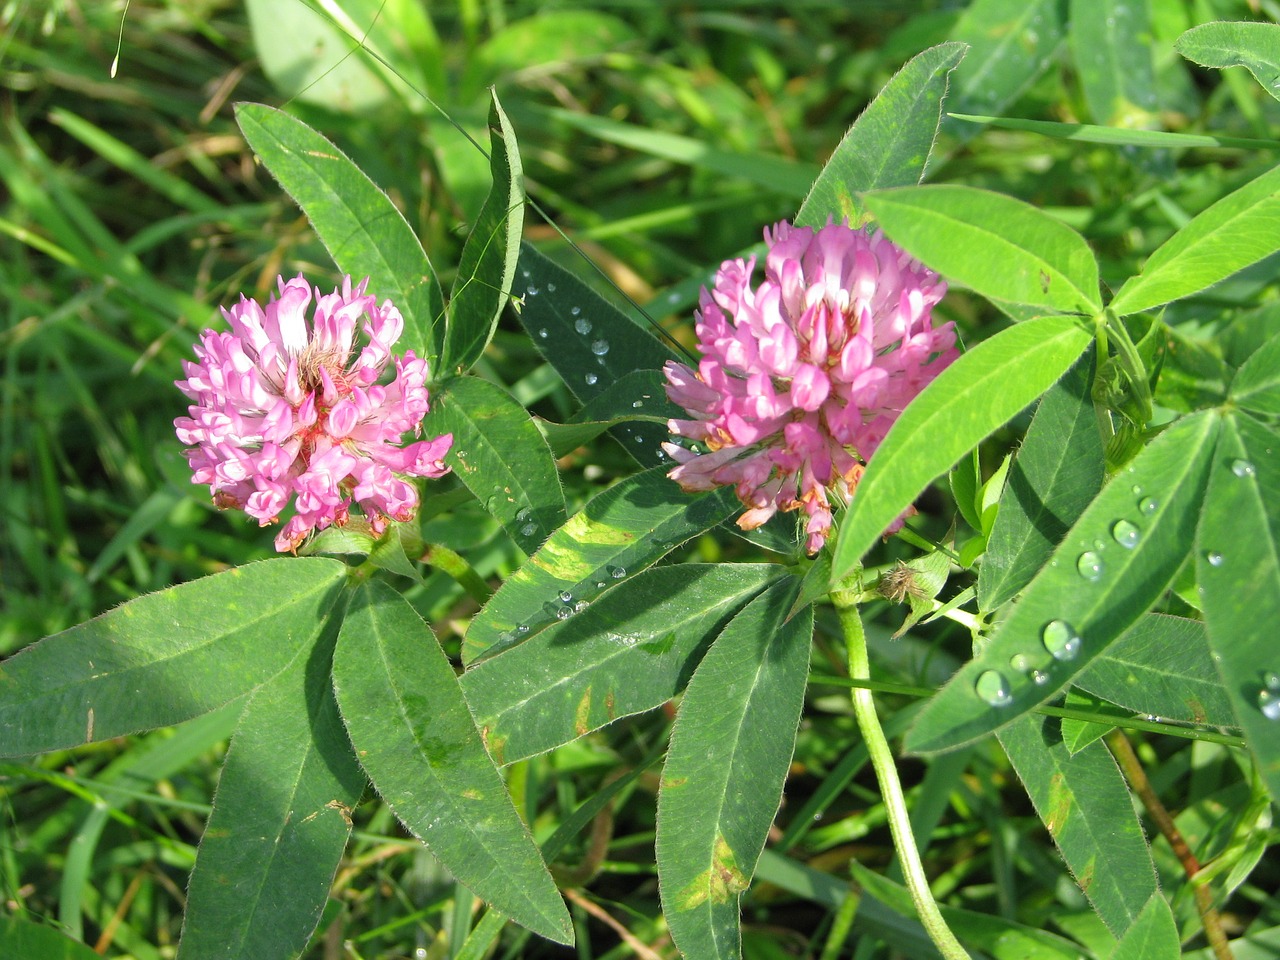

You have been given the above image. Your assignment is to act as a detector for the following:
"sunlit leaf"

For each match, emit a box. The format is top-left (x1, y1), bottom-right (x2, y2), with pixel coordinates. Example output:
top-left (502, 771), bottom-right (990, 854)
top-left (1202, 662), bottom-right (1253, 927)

top-left (1176, 20), bottom-right (1280, 103)
top-left (333, 582), bottom-right (572, 945)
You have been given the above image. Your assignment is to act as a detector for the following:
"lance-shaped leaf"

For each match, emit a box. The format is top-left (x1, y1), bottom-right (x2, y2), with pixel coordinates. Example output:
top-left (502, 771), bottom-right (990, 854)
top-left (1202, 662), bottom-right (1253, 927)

top-left (235, 103), bottom-right (444, 362)
top-left (831, 316), bottom-right (1092, 585)
top-left (421, 375), bottom-right (565, 555)
top-left (442, 91), bottom-right (524, 374)
top-left (514, 243), bottom-right (676, 466)
top-left (460, 564), bottom-right (783, 765)
top-left (905, 412), bottom-right (1218, 754)
top-left (463, 467), bottom-right (738, 664)
top-left (332, 582), bottom-right (572, 945)
top-left (998, 714), bottom-right (1158, 936)
top-left (657, 579), bottom-right (811, 960)
top-left (0, 558), bottom-right (346, 756)
top-left (178, 608), bottom-right (364, 960)
top-left (1109, 163), bottom-right (1280, 317)
top-left (795, 42), bottom-right (967, 227)
top-left (941, 0), bottom-right (1067, 143)
top-left (1112, 894), bottom-right (1180, 960)
top-left (978, 347), bottom-right (1104, 612)
top-left (862, 185), bottom-right (1102, 315)
top-left (1069, 0), bottom-right (1159, 127)
top-left (1230, 328), bottom-right (1280, 416)
top-left (1176, 20), bottom-right (1280, 104)
top-left (1197, 413), bottom-right (1280, 805)
top-left (1075, 614), bottom-right (1235, 727)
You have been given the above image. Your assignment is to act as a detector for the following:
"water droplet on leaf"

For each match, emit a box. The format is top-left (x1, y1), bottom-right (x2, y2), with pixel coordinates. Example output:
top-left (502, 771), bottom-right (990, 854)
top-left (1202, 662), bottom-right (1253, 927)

top-left (1231, 459), bottom-right (1256, 478)
top-left (558, 590), bottom-right (573, 603)
top-left (1260, 689), bottom-right (1280, 721)
top-left (1077, 551), bottom-right (1104, 581)
top-left (1112, 520), bottom-right (1140, 549)
top-left (591, 339), bottom-right (610, 356)
top-left (1042, 620), bottom-right (1082, 661)
top-left (975, 670), bottom-right (1013, 706)
top-left (1139, 497), bottom-right (1158, 516)
top-left (1205, 551), bottom-right (1224, 567)
top-left (585, 373), bottom-right (598, 386)
top-left (574, 317), bottom-right (592, 335)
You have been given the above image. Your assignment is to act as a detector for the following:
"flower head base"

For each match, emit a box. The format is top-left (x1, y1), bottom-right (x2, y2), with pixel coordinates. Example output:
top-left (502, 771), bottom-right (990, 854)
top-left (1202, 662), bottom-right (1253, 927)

top-left (175, 275), bottom-right (452, 552)
top-left (663, 220), bottom-right (957, 554)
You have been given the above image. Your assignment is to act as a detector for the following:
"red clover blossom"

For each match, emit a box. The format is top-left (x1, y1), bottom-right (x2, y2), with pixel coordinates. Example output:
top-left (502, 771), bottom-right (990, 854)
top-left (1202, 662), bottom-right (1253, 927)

top-left (175, 275), bottom-right (452, 552)
top-left (662, 220), bottom-right (958, 554)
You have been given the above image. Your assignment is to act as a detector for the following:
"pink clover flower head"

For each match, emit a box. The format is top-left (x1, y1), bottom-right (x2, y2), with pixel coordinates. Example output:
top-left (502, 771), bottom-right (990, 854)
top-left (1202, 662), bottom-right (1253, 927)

top-left (175, 274), bottom-right (453, 552)
top-left (663, 220), bottom-right (958, 554)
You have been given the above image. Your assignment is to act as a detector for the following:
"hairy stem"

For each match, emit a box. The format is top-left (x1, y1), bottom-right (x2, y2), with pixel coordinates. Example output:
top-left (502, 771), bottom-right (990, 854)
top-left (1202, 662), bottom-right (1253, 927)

top-left (832, 590), bottom-right (970, 960)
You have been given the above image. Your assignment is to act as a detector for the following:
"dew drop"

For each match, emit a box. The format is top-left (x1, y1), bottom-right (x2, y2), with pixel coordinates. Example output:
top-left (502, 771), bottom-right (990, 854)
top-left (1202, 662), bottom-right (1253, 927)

top-left (1077, 551), bottom-right (1104, 581)
top-left (515, 624), bottom-right (530, 635)
top-left (1264, 671), bottom-right (1280, 691)
top-left (1131, 484), bottom-right (1142, 496)
top-left (1205, 550), bottom-right (1224, 567)
top-left (570, 306), bottom-right (581, 316)
top-left (585, 373), bottom-right (598, 386)
top-left (975, 670), bottom-right (1013, 707)
top-left (595, 580), bottom-right (607, 589)
top-left (591, 339), bottom-right (610, 356)
top-left (573, 600), bottom-right (589, 613)
top-left (1111, 520), bottom-right (1140, 549)
top-left (527, 285), bottom-right (539, 296)
top-left (516, 507), bottom-right (531, 521)
top-left (1260, 689), bottom-right (1280, 721)
top-left (1231, 459), bottom-right (1256, 478)
top-left (537, 328), bottom-right (549, 339)
top-left (1031, 669), bottom-right (1051, 686)
top-left (632, 399), bottom-right (644, 408)
top-left (1042, 620), bottom-right (1082, 661)
top-left (546, 282), bottom-right (556, 292)
top-left (555, 607), bottom-right (572, 620)
top-left (1139, 497), bottom-right (1158, 516)
top-left (558, 590), bottom-right (573, 603)
top-left (611, 566), bottom-right (627, 579)
top-left (1009, 653), bottom-right (1031, 673)
top-left (574, 317), bottom-right (592, 335)
top-left (520, 523), bottom-right (536, 537)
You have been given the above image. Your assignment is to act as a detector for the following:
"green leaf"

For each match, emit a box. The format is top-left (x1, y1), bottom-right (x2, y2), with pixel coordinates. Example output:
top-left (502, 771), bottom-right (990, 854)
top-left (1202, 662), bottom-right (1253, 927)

top-left (332, 582), bottom-right (572, 945)
top-left (421, 375), bottom-right (565, 555)
top-left (0, 917), bottom-right (101, 960)
top-left (657, 580), bottom-right (811, 960)
top-left (831, 316), bottom-right (1092, 585)
top-left (1069, 0), bottom-right (1159, 127)
top-left (443, 91), bottom-right (525, 374)
top-left (462, 467), bottom-right (738, 664)
top-left (795, 42), bottom-right (967, 227)
top-left (234, 103), bottom-right (445, 362)
top-left (1231, 328), bottom-right (1280, 415)
top-left (905, 412), bottom-right (1219, 755)
top-left (998, 714), bottom-right (1158, 935)
top-left (538, 369), bottom-right (679, 457)
top-left (178, 607), bottom-right (364, 960)
top-left (514, 243), bottom-right (677, 466)
top-left (460, 564), bottom-right (783, 765)
top-left (0, 558), bottom-right (346, 756)
top-left (1109, 893), bottom-right (1179, 960)
top-left (948, 112), bottom-right (1280, 151)
top-left (978, 347), bottom-right (1105, 612)
top-left (1175, 20), bottom-right (1280, 104)
top-left (862, 185), bottom-right (1102, 315)
top-left (1109, 163), bottom-right (1280, 317)
top-left (942, 0), bottom-right (1068, 142)
top-left (1196, 413), bottom-right (1280, 806)
top-left (1075, 614), bottom-right (1236, 727)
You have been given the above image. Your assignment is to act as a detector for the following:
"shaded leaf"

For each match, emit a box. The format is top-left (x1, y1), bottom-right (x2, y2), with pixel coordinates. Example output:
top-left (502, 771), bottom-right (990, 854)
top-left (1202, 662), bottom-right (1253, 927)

top-left (1110, 893), bottom-right (1179, 960)
top-left (234, 104), bottom-right (444, 361)
top-left (795, 42), bottom-right (967, 227)
top-left (1109, 163), bottom-right (1280, 317)
top-left (863, 185), bottom-right (1102, 315)
top-left (1197, 413), bottom-right (1280, 805)
top-left (999, 714), bottom-right (1158, 935)
top-left (460, 564), bottom-right (783, 764)
top-left (905, 412), bottom-right (1219, 754)
top-left (1176, 20), bottom-right (1280, 104)
top-left (179, 607), bottom-right (364, 960)
top-left (0, 559), bottom-right (346, 756)
top-left (1075, 614), bottom-right (1235, 727)
top-left (657, 580), bottom-right (811, 959)
top-left (1070, 0), bottom-right (1160, 127)
top-left (421, 375), bottom-right (565, 555)
top-left (513, 243), bottom-right (676, 466)
top-left (333, 582), bottom-right (571, 944)
top-left (0, 917), bottom-right (101, 960)
top-left (831, 316), bottom-right (1092, 585)
top-left (979, 347), bottom-right (1105, 611)
top-left (463, 467), bottom-right (737, 664)
top-left (443, 92), bottom-right (525, 374)
top-left (1230, 328), bottom-right (1280, 415)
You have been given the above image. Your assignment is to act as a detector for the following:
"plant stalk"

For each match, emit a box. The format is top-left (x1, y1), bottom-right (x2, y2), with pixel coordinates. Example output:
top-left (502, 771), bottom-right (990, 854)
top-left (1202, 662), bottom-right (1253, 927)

top-left (832, 590), bottom-right (971, 960)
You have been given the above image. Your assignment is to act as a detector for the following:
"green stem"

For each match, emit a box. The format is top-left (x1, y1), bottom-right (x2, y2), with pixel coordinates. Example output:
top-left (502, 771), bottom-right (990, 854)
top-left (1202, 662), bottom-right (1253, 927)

top-left (832, 590), bottom-right (971, 960)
